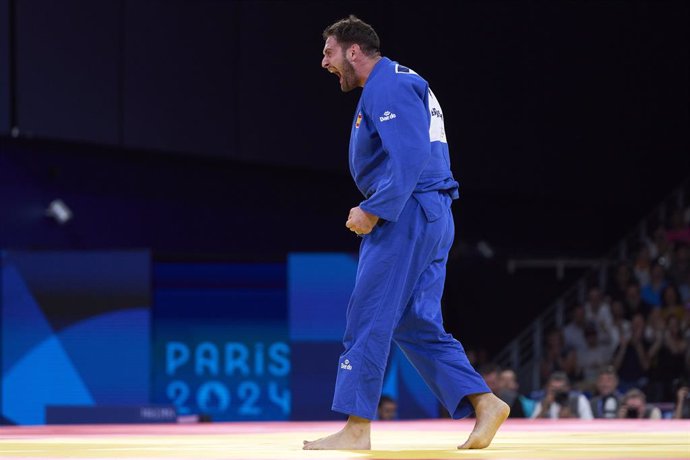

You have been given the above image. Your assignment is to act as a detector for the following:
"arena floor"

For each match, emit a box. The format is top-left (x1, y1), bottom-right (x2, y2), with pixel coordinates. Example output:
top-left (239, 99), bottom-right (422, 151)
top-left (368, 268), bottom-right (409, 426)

top-left (0, 419), bottom-right (688, 460)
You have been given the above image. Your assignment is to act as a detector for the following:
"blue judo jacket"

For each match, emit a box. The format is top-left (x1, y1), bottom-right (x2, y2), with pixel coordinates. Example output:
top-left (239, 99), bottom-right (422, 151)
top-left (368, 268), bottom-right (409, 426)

top-left (350, 57), bottom-right (459, 223)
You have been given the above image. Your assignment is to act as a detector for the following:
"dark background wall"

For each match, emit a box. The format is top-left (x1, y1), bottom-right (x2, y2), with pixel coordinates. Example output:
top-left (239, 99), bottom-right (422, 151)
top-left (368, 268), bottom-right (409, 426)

top-left (0, 0), bottom-right (10, 135)
top-left (1, 0), bottom-right (688, 354)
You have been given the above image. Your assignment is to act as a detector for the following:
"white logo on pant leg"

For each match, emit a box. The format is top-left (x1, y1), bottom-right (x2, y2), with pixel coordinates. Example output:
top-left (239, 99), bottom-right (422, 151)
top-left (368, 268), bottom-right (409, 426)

top-left (340, 359), bottom-right (353, 370)
top-left (379, 111), bottom-right (397, 122)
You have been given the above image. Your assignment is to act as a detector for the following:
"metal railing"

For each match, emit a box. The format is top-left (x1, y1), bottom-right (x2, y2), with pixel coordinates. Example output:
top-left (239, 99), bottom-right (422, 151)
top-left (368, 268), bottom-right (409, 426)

top-left (494, 177), bottom-right (689, 393)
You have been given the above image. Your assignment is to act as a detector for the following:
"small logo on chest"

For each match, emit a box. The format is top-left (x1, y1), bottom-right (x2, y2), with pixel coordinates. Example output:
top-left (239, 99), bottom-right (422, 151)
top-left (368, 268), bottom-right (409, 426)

top-left (355, 112), bottom-right (363, 128)
top-left (340, 359), bottom-right (353, 370)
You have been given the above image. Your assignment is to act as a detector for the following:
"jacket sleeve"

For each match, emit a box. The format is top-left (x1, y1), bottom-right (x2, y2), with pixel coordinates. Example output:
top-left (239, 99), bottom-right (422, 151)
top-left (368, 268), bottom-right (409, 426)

top-left (359, 78), bottom-right (431, 222)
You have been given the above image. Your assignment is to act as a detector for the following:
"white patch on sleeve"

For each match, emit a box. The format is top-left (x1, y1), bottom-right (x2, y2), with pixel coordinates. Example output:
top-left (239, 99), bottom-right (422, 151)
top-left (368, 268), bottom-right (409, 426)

top-left (428, 88), bottom-right (447, 143)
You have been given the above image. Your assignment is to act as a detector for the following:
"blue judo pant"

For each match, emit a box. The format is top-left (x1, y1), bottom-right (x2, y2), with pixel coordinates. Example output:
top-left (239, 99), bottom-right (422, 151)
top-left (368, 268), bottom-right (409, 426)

top-left (332, 191), bottom-right (490, 420)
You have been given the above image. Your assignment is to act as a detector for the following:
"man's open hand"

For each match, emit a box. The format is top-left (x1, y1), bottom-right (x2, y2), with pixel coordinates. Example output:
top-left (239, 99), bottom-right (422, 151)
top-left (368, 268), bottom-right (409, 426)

top-left (346, 207), bottom-right (379, 235)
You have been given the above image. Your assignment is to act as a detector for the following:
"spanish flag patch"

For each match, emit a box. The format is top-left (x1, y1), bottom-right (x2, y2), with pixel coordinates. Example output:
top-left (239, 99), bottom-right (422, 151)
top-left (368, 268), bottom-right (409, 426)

top-left (355, 112), bottom-right (362, 128)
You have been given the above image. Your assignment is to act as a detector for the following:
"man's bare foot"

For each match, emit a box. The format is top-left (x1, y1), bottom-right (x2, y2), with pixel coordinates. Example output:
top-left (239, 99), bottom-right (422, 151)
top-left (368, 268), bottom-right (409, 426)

top-left (303, 415), bottom-right (371, 450)
top-left (458, 392), bottom-right (509, 449)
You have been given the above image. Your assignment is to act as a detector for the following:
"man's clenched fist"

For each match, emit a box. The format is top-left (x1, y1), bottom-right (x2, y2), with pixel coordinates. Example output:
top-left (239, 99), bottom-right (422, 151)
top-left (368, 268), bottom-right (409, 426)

top-left (346, 206), bottom-right (379, 235)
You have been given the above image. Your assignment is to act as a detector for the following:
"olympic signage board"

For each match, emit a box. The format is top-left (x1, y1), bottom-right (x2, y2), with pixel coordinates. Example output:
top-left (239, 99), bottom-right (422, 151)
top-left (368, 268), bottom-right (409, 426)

top-left (151, 262), bottom-right (290, 421)
top-left (288, 253), bottom-right (438, 420)
top-left (0, 250), bottom-right (151, 425)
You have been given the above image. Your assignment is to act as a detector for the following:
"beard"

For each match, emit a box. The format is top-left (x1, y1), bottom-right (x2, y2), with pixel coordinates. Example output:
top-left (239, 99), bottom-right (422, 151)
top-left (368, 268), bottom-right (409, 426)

top-left (339, 58), bottom-right (358, 92)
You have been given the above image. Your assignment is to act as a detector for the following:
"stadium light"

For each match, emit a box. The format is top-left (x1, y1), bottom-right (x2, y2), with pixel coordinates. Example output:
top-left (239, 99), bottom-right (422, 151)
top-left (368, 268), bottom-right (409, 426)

top-left (45, 199), bottom-right (73, 224)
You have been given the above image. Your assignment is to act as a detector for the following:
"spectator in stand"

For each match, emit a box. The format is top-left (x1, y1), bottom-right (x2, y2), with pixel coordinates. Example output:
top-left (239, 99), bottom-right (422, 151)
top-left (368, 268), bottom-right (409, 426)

top-left (624, 282), bottom-right (653, 319)
top-left (376, 395), bottom-right (397, 421)
top-left (669, 244), bottom-right (690, 289)
top-left (660, 284), bottom-right (685, 322)
top-left (645, 310), bottom-right (667, 401)
top-left (646, 226), bottom-right (673, 268)
top-left (617, 388), bottom-right (661, 419)
top-left (590, 366), bottom-right (623, 419)
top-left (648, 315), bottom-right (688, 401)
top-left (612, 313), bottom-right (652, 392)
top-left (479, 362), bottom-right (501, 394)
top-left (531, 371), bottom-right (593, 419)
top-left (609, 262), bottom-right (633, 303)
top-left (645, 308), bottom-right (665, 343)
top-left (609, 299), bottom-right (631, 353)
top-left (673, 384), bottom-right (690, 419)
top-left (633, 246), bottom-right (652, 286)
top-left (679, 271), bottom-right (690, 305)
top-left (540, 328), bottom-right (577, 384)
top-left (666, 209), bottom-right (690, 245)
top-left (465, 347), bottom-right (490, 369)
top-left (641, 263), bottom-right (668, 308)
top-left (563, 305), bottom-right (588, 354)
top-left (584, 286), bottom-right (614, 347)
top-left (496, 368), bottom-right (533, 418)
top-left (576, 323), bottom-right (613, 393)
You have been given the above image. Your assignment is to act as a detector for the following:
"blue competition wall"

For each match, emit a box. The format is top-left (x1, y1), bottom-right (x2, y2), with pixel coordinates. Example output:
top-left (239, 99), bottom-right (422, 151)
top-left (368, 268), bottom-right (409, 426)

top-left (0, 250), bottom-right (150, 425)
top-left (289, 253), bottom-right (439, 420)
top-left (0, 251), bottom-right (439, 424)
top-left (151, 262), bottom-right (290, 421)
top-left (288, 253), bottom-right (355, 421)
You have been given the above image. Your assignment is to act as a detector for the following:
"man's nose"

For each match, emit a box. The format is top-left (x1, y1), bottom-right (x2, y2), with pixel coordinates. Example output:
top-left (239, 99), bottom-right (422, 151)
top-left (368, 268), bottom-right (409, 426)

top-left (321, 56), bottom-right (329, 69)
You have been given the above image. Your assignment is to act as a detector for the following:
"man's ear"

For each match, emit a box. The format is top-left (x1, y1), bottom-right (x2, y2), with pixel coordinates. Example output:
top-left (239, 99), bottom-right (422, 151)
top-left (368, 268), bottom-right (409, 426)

top-left (347, 44), bottom-right (360, 62)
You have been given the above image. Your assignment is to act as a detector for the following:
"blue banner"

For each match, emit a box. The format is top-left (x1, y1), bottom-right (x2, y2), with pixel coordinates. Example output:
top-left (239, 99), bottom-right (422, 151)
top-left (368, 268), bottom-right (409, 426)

top-left (0, 250), bottom-right (151, 425)
top-left (288, 253), bottom-right (439, 420)
top-left (151, 262), bottom-right (290, 421)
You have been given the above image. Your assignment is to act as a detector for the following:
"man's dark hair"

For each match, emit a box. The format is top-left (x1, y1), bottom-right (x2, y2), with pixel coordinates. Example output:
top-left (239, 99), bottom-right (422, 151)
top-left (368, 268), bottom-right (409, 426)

top-left (597, 365), bottom-right (618, 378)
top-left (323, 15), bottom-right (380, 56)
top-left (548, 371), bottom-right (570, 385)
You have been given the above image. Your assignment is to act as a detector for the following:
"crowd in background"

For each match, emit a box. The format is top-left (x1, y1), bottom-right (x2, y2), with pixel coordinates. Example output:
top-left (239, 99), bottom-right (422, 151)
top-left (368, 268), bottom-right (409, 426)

top-left (378, 205), bottom-right (690, 421)
top-left (491, 206), bottom-right (690, 419)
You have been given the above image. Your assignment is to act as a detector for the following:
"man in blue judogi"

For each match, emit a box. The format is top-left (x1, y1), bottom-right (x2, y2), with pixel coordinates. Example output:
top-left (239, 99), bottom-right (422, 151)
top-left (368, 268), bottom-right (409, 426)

top-left (303, 16), bottom-right (509, 451)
